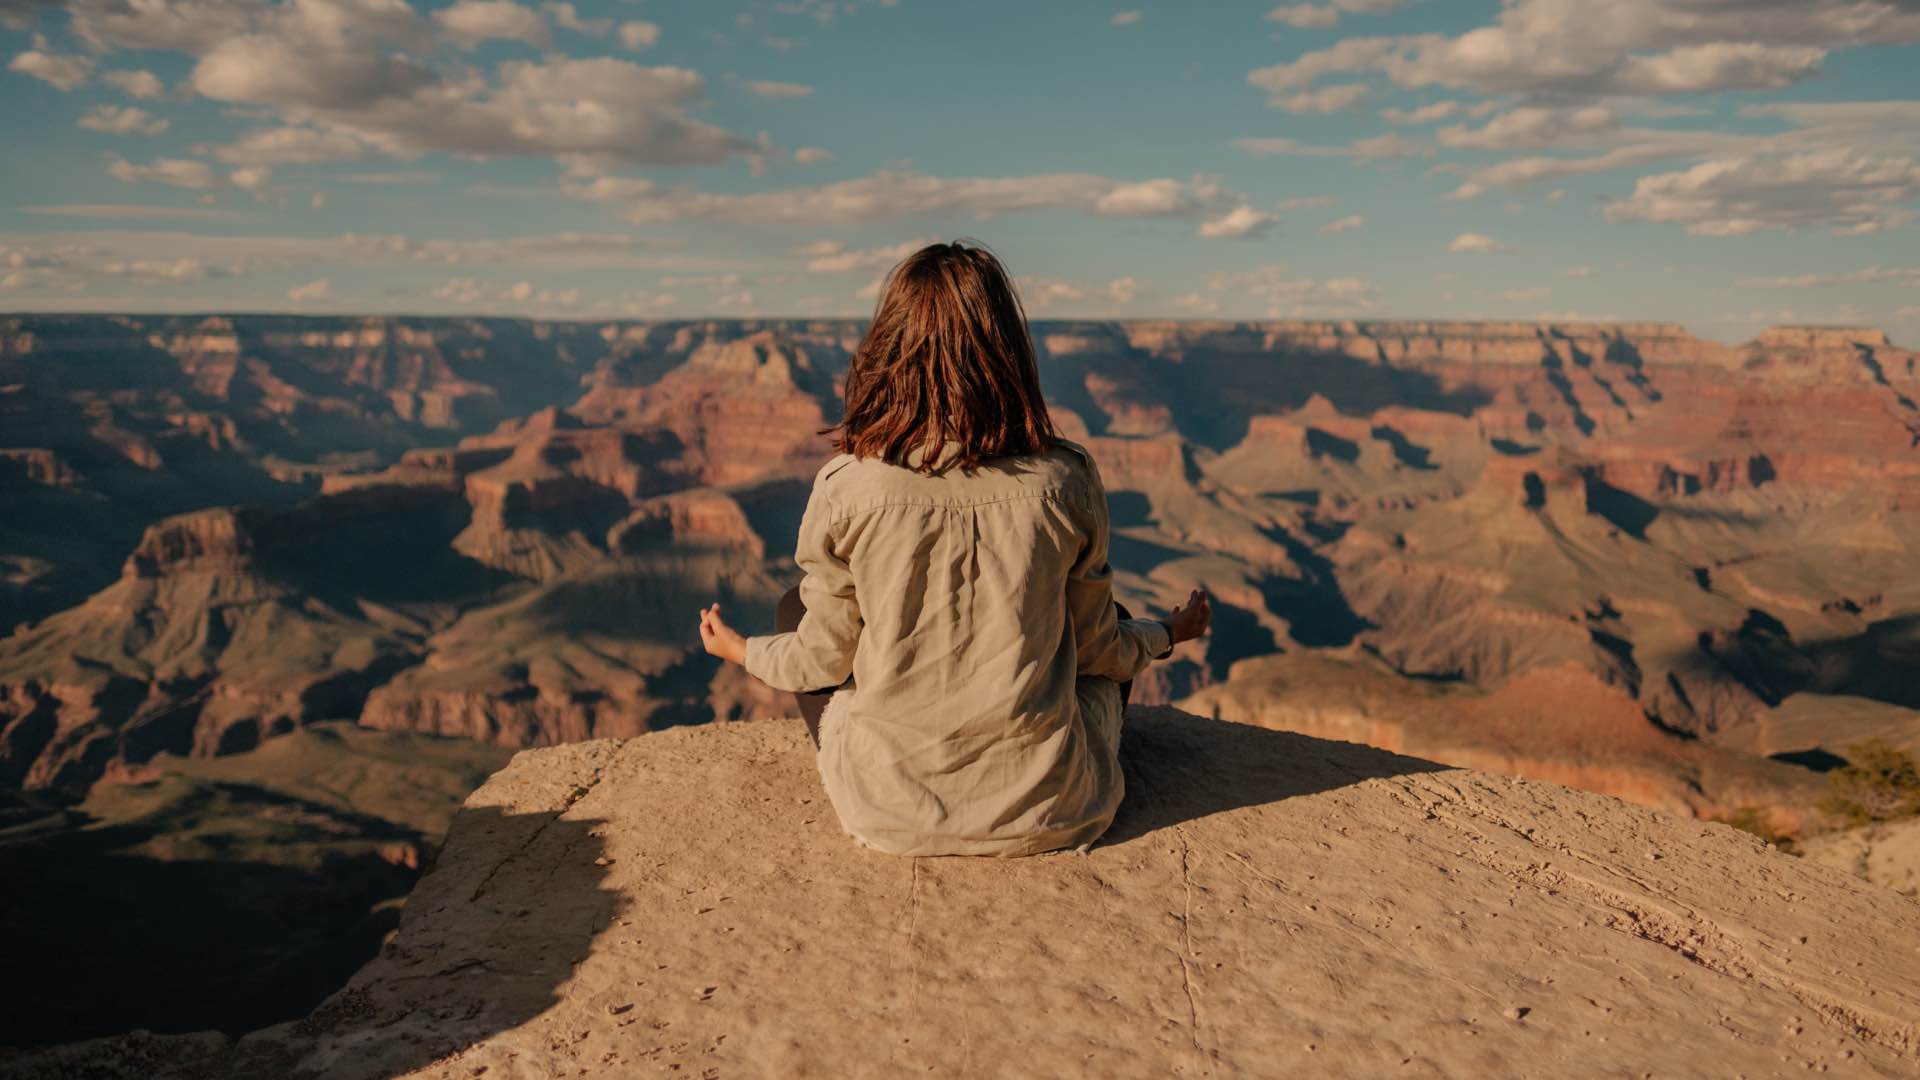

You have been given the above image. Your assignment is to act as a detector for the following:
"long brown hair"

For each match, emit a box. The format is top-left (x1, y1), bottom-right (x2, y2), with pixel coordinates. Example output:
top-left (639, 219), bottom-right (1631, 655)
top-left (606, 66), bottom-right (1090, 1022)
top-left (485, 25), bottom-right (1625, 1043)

top-left (830, 239), bottom-right (1059, 473)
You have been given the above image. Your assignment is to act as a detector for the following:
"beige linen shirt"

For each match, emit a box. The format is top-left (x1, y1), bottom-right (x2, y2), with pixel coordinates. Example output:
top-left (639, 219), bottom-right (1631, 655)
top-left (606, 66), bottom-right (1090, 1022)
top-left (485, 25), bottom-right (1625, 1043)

top-left (744, 439), bottom-right (1172, 857)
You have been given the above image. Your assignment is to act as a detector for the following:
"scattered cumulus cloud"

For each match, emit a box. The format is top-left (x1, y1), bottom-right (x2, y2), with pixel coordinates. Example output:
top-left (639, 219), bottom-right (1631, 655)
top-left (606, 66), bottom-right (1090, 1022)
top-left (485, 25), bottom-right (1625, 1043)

top-left (1276, 82), bottom-right (1370, 114)
top-left (213, 127), bottom-right (369, 165)
top-left (433, 1), bottom-right (551, 49)
top-left (1205, 263), bottom-right (1381, 315)
top-left (102, 69), bottom-right (165, 100)
top-left (618, 20), bottom-right (662, 50)
top-left (567, 169), bottom-right (1253, 227)
top-left (1232, 132), bottom-right (1427, 159)
top-left (78, 105), bottom-right (169, 136)
top-left (1246, 0), bottom-right (1919, 105)
top-left (1111, 11), bottom-right (1141, 27)
top-left (287, 277), bottom-right (330, 302)
top-left (544, 3), bottom-right (610, 35)
top-left (1016, 275), bottom-right (1143, 312)
top-left (1266, 1), bottom-right (1407, 31)
top-left (1448, 232), bottom-right (1507, 254)
top-left (433, 276), bottom-right (581, 310)
top-left (1381, 100), bottom-right (1457, 125)
top-left (745, 80), bottom-right (814, 100)
top-left (794, 237), bottom-right (929, 273)
top-left (1320, 214), bottom-right (1365, 234)
top-left (1739, 266), bottom-right (1920, 288)
top-left (9, 36), bottom-right (92, 90)
top-left (1604, 149), bottom-right (1920, 236)
top-left (1197, 205), bottom-right (1274, 239)
top-left (21, 204), bottom-right (255, 222)
top-left (793, 146), bottom-right (836, 164)
top-left (109, 156), bottom-right (221, 190)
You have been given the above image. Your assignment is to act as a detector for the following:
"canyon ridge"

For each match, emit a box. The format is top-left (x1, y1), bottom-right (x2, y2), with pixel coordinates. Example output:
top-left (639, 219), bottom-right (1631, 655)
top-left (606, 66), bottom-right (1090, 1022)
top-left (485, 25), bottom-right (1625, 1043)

top-left (3, 314), bottom-right (1918, 1046)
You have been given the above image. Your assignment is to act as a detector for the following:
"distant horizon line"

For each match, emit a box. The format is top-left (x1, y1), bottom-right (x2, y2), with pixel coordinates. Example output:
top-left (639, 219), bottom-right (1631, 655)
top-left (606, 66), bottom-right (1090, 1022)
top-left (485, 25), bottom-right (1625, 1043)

top-left (2, 309), bottom-right (1901, 339)
top-left (1, 310), bottom-right (1906, 350)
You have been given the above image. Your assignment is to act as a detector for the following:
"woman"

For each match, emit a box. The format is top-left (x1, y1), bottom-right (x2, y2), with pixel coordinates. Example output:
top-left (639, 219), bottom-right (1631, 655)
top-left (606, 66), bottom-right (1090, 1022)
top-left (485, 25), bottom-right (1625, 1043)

top-left (698, 240), bottom-right (1210, 857)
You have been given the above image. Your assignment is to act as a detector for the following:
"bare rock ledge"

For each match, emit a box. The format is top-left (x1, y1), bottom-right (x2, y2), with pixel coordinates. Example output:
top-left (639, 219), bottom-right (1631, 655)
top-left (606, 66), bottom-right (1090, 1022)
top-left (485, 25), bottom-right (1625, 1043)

top-left (12, 707), bottom-right (1920, 1078)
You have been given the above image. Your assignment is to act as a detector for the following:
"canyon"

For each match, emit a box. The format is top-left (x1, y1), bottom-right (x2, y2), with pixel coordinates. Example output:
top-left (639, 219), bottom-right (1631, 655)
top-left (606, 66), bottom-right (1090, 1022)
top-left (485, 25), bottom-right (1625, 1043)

top-left (5, 312), bottom-right (1919, 1048)
top-left (4, 314), bottom-right (1915, 824)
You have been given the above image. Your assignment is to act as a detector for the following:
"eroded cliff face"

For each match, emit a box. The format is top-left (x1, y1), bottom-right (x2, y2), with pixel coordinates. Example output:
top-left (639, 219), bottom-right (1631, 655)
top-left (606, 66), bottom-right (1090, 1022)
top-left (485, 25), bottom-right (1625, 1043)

top-left (9, 710), bottom-right (1917, 1079)
top-left (2, 316), bottom-right (1917, 825)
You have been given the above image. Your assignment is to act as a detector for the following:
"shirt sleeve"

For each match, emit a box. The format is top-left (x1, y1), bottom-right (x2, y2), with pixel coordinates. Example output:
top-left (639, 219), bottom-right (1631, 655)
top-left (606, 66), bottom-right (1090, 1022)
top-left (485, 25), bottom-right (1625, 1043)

top-left (743, 476), bottom-right (861, 693)
top-left (1067, 454), bottom-right (1172, 681)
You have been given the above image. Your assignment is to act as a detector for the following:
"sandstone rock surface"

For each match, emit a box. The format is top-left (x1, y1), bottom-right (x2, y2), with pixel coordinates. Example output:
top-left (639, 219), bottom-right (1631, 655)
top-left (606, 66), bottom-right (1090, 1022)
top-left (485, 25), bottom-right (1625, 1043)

top-left (17, 707), bottom-right (1917, 1078)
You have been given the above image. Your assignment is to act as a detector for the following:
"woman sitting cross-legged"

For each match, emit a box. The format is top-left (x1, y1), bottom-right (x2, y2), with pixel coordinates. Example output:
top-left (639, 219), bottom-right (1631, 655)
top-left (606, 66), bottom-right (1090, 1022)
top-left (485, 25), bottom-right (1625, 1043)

top-left (698, 239), bottom-right (1210, 857)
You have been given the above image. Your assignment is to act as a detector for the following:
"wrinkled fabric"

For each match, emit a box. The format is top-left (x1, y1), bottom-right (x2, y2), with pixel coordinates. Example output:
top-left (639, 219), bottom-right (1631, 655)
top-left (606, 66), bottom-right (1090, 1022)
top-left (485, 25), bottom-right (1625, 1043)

top-left (744, 439), bottom-right (1171, 857)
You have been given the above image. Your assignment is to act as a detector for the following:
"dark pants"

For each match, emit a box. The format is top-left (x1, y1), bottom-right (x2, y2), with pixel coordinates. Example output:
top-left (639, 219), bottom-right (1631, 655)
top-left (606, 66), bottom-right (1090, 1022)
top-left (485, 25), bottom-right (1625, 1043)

top-left (774, 586), bottom-right (1135, 748)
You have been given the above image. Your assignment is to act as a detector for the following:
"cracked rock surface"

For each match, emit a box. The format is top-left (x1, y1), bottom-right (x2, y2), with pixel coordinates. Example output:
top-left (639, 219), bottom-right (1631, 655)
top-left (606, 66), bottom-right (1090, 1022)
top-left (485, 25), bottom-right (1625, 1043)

top-left (16, 707), bottom-right (1920, 1078)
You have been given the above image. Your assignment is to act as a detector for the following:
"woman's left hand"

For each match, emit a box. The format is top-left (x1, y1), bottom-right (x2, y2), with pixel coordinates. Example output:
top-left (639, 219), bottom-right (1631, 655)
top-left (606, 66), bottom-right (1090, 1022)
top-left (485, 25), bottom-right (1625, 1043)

top-left (699, 603), bottom-right (748, 666)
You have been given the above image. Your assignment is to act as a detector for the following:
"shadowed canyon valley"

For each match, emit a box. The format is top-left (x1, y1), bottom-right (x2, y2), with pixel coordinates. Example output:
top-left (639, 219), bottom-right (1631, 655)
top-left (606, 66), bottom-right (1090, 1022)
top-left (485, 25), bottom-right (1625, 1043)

top-left (4, 313), bottom-right (1919, 1047)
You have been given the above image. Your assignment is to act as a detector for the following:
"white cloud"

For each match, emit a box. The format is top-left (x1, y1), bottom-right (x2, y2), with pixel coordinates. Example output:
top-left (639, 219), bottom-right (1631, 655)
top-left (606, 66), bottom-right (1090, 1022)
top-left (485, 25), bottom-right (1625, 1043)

top-left (100, 256), bottom-right (222, 282)
top-left (192, 48), bottom-right (757, 167)
top-left (566, 169), bottom-right (1249, 226)
top-left (793, 146), bottom-right (836, 165)
top-left (1266, 1), bottom-right (1406, 30)
top-left (745, 80), bottom-right (814, 100)
top-left (1277, 82), bottom-right (1370, 114)
top-left (544, 2), bottom-right (610, 35)
top-left (1320, 214), bottom-right (1366, 234)
top-left (1564, 265), bottom-right (1595, 278)
top-left (1111, 11), bottom-right (1141, 26)
top-left (1381, 100), bottom-right (1457, 125)
top-left (336, 170), bottom-right (438, 184)
top-left (1604, 149), bottom-right (1920, 236)
top-left (618, 20), bottom-right (662, 50)
top-left (434, 277), bottom-right (581, 310)
top-left (287, 277), bottom-right (330, 302)
top-left (1740, 266), bottom-right (1920, 288)
top-left (103, 69), bottom-right (165, 100)
top-left (68, 0), bottom-right (279, 52)
top-left (1437, 106), bottom-right (1618, 151)
top-left (109, 156), bottom-right (221, 190)
top-left (229, 165), bottom-right (272, 192)
top-left (795, 237), bottom-right (929, 273)
top-left (213, 127), bottom-right (369, 165)
top-left (1205, 263), bottom-right (1381, 314)
top-left (78, 105), bottom-right (170, 136)
top-left (20, 204), bottom-right (255, 222)
top-left (1017, 275), bottom-right (1143, 311)
top-left (1198, 205), bottom-right (1274, 239)
top-left (1094, 177), bottom-right (1234, 217)
top-left (0, 228), bottom-right (722, 302)
top-left (344, 231), bottom-right (684, 268)
top-left (1232, 132), bottom-right (1426, 159)
top-left (102, 2), bottom-right (749, 170)
top-left (9, 37), bottom-right (93, 90)
top-left (434, 1), bottom-right (550, 49)
top-left (1441, 144), bottom-right (1691, 199)
top-left (1247, 0), bottom-right (1920, 104)
top-left (1500, 285), bottom-right (1551, 301)
top-left (1448, 232), bottom-right (1507, 253)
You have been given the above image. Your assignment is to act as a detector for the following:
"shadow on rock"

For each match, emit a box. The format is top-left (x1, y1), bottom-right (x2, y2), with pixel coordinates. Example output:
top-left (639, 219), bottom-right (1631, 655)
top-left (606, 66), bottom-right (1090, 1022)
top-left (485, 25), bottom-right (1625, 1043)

top-left (1102, 706), bottom-right (1453, 846)
top-left (0, 804), bottom-right (617, 1080)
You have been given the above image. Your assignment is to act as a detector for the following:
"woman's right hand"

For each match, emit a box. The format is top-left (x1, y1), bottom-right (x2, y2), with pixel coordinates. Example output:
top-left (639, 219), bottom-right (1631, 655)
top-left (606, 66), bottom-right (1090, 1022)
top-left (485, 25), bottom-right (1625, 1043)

top-left (1165, 587), bottom-right (1211, 644)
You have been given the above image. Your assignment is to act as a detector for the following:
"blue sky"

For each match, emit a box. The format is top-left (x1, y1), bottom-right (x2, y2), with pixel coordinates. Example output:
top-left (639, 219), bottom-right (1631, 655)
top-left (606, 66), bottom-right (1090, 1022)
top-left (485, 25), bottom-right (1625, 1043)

top-left (3, 0), bottom-right (1918, 342)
